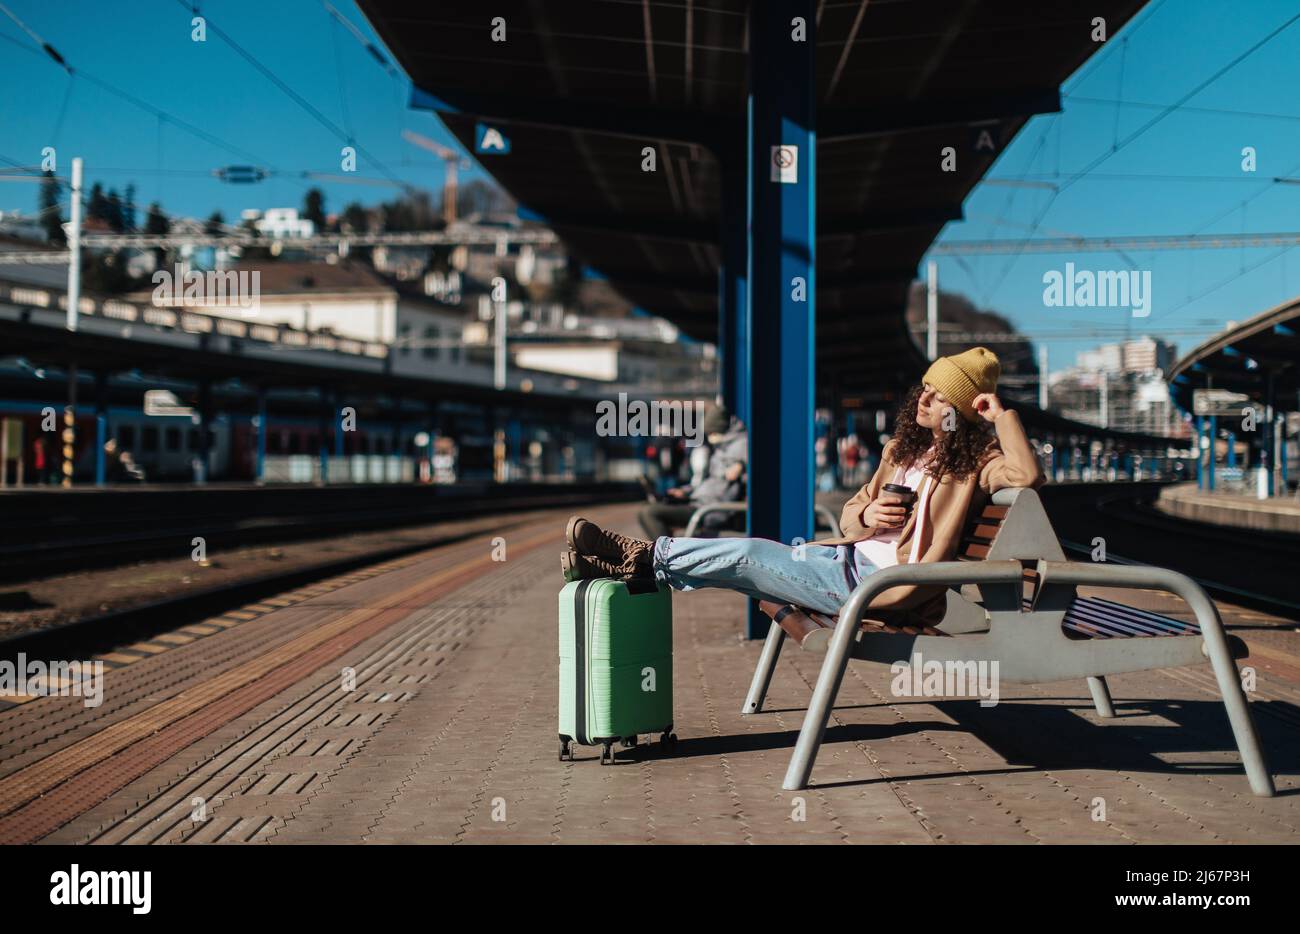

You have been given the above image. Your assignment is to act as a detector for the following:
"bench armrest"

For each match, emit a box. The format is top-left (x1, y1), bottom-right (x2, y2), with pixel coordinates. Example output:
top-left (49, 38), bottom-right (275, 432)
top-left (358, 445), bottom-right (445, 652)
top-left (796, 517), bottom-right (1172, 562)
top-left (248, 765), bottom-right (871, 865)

top-left (682, 503), bottom-right (842, 537)
top-left (683, 502), bottom-right (747, 537)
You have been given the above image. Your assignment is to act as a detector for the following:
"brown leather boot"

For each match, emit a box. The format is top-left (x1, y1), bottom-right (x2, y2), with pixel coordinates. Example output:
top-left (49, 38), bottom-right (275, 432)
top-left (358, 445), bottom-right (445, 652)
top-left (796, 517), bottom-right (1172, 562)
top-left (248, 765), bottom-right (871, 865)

top-left (565, 516), bottom-right (654, 575)
top-left (561, 549), bottom-right (645, 582)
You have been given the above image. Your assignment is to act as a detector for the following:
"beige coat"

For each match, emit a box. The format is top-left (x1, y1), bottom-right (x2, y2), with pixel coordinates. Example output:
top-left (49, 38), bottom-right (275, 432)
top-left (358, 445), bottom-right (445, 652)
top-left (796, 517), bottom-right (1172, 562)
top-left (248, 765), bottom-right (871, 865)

top-left (814, 411), bottom-right (1046, 624)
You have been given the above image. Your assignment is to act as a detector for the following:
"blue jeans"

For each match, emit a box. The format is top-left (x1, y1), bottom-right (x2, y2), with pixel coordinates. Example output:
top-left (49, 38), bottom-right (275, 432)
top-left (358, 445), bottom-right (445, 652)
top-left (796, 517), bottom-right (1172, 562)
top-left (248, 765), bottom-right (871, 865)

top-left (652, 536), bottom-right (877, 616)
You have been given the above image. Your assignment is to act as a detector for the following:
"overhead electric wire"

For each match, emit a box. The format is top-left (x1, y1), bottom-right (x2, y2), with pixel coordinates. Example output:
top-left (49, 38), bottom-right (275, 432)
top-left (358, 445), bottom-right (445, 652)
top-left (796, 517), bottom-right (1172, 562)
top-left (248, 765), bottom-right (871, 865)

top-left (983, 172), bottom-right (1300, 185)
top-left (318, 0), bottom-right (398, 77)
top-left (1145, 248), bottom-right (1292, 328)
top-left (1054, 9), bottom-right (1300, 198)
top-left (970, 6), bottom-right (1300, 267)
top-left (0, 1), bottom-right (68, 69)
top-left (1063, 0), bottom-right (1167, 92)
top-left (977, 115), bottom-right (1063, 306)
top-left (328, 10), bottom-right (356, 142)
top-left (169, 0), bottom-right (410, 190)
top-left (1066, 95), bottom-right (1300, 126)
top-left (49, 71), bottom-right (76, 145)
top-left (948, 6), bottom-right (1300, 321)
top-left (0, 18), bottom-right (276, 170)
top-left (77, 71), bottom-right (275, 169)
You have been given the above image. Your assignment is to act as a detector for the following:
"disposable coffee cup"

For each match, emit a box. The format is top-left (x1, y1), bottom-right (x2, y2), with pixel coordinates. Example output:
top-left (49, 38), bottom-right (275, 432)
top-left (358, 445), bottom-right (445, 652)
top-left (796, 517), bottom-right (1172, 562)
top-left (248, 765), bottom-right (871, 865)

top-left (882, 482), bottom-right (915, 515)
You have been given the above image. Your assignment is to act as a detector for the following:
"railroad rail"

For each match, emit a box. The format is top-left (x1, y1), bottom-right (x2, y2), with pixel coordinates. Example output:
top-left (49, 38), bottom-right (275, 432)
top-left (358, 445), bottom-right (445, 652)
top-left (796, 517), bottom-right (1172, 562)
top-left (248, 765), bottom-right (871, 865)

top-left (0, 480), bottom-right (638, 581)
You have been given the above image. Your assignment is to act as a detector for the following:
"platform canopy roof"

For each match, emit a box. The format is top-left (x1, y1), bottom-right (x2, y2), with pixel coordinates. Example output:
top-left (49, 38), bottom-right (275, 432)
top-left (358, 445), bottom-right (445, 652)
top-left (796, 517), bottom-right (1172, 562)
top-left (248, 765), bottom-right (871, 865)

top-left (1169, 296), bottom-right (1300, 413)
top-left (358, 0), bottom-right (1145, 405)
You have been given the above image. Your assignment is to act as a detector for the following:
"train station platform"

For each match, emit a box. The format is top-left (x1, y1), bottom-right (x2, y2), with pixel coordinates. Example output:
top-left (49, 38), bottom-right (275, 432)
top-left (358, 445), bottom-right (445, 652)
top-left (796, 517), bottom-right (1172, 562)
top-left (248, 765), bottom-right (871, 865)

top-left (1156, 483), bottom-right (1300, 535)
top-left (2, 503), bottom-right (1299, 845)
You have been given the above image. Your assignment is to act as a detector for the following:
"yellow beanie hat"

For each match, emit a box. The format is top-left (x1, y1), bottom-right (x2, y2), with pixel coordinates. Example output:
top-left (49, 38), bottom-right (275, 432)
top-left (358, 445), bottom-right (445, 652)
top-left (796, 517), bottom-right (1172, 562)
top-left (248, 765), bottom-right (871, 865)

top-left (922, 346), bottom-right (1000, 422)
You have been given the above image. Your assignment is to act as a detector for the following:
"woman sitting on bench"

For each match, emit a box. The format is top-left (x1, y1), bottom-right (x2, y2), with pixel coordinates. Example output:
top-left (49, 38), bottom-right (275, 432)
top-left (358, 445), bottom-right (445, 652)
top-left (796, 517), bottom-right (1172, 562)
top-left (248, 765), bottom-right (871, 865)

top-left (563, 347), bottom-right (1045, 626)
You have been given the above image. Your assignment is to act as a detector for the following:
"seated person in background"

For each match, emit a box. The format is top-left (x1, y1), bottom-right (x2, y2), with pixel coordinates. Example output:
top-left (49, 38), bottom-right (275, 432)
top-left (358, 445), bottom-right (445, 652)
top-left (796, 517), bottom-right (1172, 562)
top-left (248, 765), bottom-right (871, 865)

top-left (637, 405), bottom-right (747, 539)
top-left (567, 347), bottom-right (1046, 628)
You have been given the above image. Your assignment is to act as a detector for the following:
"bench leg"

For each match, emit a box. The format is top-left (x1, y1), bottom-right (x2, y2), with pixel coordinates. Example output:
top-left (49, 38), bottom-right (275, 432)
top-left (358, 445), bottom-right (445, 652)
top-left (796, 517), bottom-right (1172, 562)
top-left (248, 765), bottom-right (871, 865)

top-left (782, 609), bottom-right (859, 790)
top-left (1086, 676), bottom-right (1115, 718)
top-left (741, 621), bottom-right (786, 715)
top-left (1202, 630), bottom-right (1275, 796)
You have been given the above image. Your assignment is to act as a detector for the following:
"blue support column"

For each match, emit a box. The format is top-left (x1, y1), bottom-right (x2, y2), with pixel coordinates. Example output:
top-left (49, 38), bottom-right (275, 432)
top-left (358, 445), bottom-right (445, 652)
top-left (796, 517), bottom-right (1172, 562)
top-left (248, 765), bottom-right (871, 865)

top-left (318, 388), bottom-right (330, 485)
top-left (196, 379), bottom-right (212, 485)
top-left (94, 371), bottom-right (108, 486)
top-left (1208, 416), bottom-right (1217, 492)
top-left (1264, 373), bottom-right (1276, 497)
top-left (719, 143), bottom-right (749, 421)
top-left (335, 397), bottom-right (346, 459)
top-left (391, 403), bottom-right (403, 483)
top-left (1281, 410), bottom-right (1289, 491)
top-left (255, 386), bottom-right (267, 484)
top-left (1195, 416), bottom-right (1204, 489)
top-left (507, 416), bottom-right (523, 481)
top-left (745, 1), bottom-right (816, 639)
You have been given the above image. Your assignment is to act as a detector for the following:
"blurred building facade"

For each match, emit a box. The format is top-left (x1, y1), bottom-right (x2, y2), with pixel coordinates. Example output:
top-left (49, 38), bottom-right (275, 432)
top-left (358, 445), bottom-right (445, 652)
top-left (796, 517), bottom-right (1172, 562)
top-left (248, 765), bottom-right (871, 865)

top-left (1050, 336), bottom-right (1185, 436)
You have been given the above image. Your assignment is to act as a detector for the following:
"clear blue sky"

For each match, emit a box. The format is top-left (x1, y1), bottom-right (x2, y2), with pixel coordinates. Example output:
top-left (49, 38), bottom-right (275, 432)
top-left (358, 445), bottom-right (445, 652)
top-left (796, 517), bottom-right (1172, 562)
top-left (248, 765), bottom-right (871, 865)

top-left (3, 0), bottom-right (1299, 373)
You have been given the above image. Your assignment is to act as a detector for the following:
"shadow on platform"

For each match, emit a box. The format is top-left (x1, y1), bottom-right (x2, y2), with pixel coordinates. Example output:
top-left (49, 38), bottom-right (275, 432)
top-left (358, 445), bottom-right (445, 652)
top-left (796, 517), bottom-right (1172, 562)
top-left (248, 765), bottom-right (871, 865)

top-left (614, 696), bottom-right (1300, 793)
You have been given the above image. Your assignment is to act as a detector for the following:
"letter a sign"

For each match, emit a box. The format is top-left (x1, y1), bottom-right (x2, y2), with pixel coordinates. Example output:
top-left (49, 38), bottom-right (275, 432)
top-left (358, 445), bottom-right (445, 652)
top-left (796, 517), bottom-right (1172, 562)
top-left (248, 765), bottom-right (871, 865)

top-left (476, 123), bottom-right (511, 155)
top-left (969, 122), bottom-right (1000, 153)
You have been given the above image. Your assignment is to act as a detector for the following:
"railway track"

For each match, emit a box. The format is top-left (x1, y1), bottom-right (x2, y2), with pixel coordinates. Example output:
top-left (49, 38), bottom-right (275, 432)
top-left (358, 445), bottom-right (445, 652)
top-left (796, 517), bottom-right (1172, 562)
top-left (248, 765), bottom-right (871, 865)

top-left (0, 509), bottom-right (565, 666)
top-left (0, 480), bottom-right (637, 582)
top-left (1040, 483), bottom-right (1300, 619)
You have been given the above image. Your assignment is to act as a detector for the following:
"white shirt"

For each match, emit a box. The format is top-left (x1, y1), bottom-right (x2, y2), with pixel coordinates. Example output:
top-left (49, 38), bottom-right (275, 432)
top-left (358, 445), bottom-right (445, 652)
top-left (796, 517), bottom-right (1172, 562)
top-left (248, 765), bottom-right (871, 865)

top-left (854, 459), bottom-right (935, 570)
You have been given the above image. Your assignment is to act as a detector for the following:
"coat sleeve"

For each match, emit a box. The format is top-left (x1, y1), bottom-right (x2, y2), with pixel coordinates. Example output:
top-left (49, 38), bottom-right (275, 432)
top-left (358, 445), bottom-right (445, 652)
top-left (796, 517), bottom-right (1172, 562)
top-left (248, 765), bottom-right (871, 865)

top-left (977, 410), bottom-right (1046, 494)
top-left (838, 442), bottom-right (894, 539)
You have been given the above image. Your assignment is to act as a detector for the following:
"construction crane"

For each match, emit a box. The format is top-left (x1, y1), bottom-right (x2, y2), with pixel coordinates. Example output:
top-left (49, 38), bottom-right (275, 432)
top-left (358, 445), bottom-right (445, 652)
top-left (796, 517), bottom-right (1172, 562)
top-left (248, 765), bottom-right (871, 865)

top-left (402, 130), bottom-right (469, 225)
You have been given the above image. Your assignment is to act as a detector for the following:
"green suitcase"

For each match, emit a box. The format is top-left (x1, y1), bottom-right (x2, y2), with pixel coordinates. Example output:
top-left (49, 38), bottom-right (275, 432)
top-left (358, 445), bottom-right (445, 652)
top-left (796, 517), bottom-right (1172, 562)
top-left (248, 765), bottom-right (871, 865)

top-left (558, 577), bottom-right (675, 764)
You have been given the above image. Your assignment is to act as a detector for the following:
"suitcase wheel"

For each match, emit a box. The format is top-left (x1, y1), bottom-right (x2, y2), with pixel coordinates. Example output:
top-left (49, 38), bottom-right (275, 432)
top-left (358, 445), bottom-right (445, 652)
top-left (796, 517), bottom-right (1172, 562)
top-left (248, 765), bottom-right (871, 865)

top-left (599, 743), bottom-right (615, 766)
top-left (660, 732), bottom-right (677, 751)
top-left (620, 735), bottom-right (638, 749)
top-left (558, 736), bottom-right (572, 761)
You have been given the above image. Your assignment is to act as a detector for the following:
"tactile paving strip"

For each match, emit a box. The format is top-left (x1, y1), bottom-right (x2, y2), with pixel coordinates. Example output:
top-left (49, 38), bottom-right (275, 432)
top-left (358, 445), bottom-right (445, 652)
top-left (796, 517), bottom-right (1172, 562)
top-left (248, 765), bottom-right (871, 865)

top-left (0, 525), bottom-right (561, 843)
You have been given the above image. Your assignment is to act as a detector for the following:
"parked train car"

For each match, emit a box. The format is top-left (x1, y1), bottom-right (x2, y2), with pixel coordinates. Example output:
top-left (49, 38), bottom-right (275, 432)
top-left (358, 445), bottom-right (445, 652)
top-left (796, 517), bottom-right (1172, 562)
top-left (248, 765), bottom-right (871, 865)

top-left (1, 401), bottom-right (596, 485)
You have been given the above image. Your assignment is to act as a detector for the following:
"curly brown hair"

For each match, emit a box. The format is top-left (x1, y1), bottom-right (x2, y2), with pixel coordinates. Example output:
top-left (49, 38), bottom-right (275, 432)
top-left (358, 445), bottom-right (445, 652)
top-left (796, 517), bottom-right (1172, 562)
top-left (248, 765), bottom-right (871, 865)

top-left (887, 384), bottom-right (995, 482)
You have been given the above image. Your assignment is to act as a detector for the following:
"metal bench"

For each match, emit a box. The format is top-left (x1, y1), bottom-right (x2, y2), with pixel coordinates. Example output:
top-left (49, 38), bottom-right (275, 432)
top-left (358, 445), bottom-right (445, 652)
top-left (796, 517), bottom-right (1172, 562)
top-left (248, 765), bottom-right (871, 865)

top-left (683, 501), bottom-right (843, 538)
top-left (741, 487), bottom-right (1274, 797)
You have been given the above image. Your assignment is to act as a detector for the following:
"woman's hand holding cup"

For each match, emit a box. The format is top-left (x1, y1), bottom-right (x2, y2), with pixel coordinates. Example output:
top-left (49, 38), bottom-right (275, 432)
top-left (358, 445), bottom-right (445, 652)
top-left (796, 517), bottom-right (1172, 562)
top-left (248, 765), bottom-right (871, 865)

top-left (862, 484), bottom-right (913, 532)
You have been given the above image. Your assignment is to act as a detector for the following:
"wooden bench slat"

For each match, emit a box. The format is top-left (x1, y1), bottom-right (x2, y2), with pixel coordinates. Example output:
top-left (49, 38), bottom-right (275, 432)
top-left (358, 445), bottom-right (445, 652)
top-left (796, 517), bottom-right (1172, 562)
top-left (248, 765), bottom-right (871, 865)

top-left (760, 602), bottom-right (948, 647)
top-left (965, 522), bottom-right (1003, 541)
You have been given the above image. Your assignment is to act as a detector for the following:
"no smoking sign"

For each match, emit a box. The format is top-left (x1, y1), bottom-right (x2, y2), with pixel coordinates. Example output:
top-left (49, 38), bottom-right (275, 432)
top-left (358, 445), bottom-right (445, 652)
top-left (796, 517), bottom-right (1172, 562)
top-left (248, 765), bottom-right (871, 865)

top-left (771, 145), bottom-right (798, 184)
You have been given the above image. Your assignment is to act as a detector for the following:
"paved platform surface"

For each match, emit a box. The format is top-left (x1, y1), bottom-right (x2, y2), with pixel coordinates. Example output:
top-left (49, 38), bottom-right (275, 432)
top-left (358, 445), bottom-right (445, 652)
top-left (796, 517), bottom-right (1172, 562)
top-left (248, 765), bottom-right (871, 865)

top-left (4, 504), bottom-right (1299, 844)
top-left (1157, 482), bottom-right (1300, 534)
